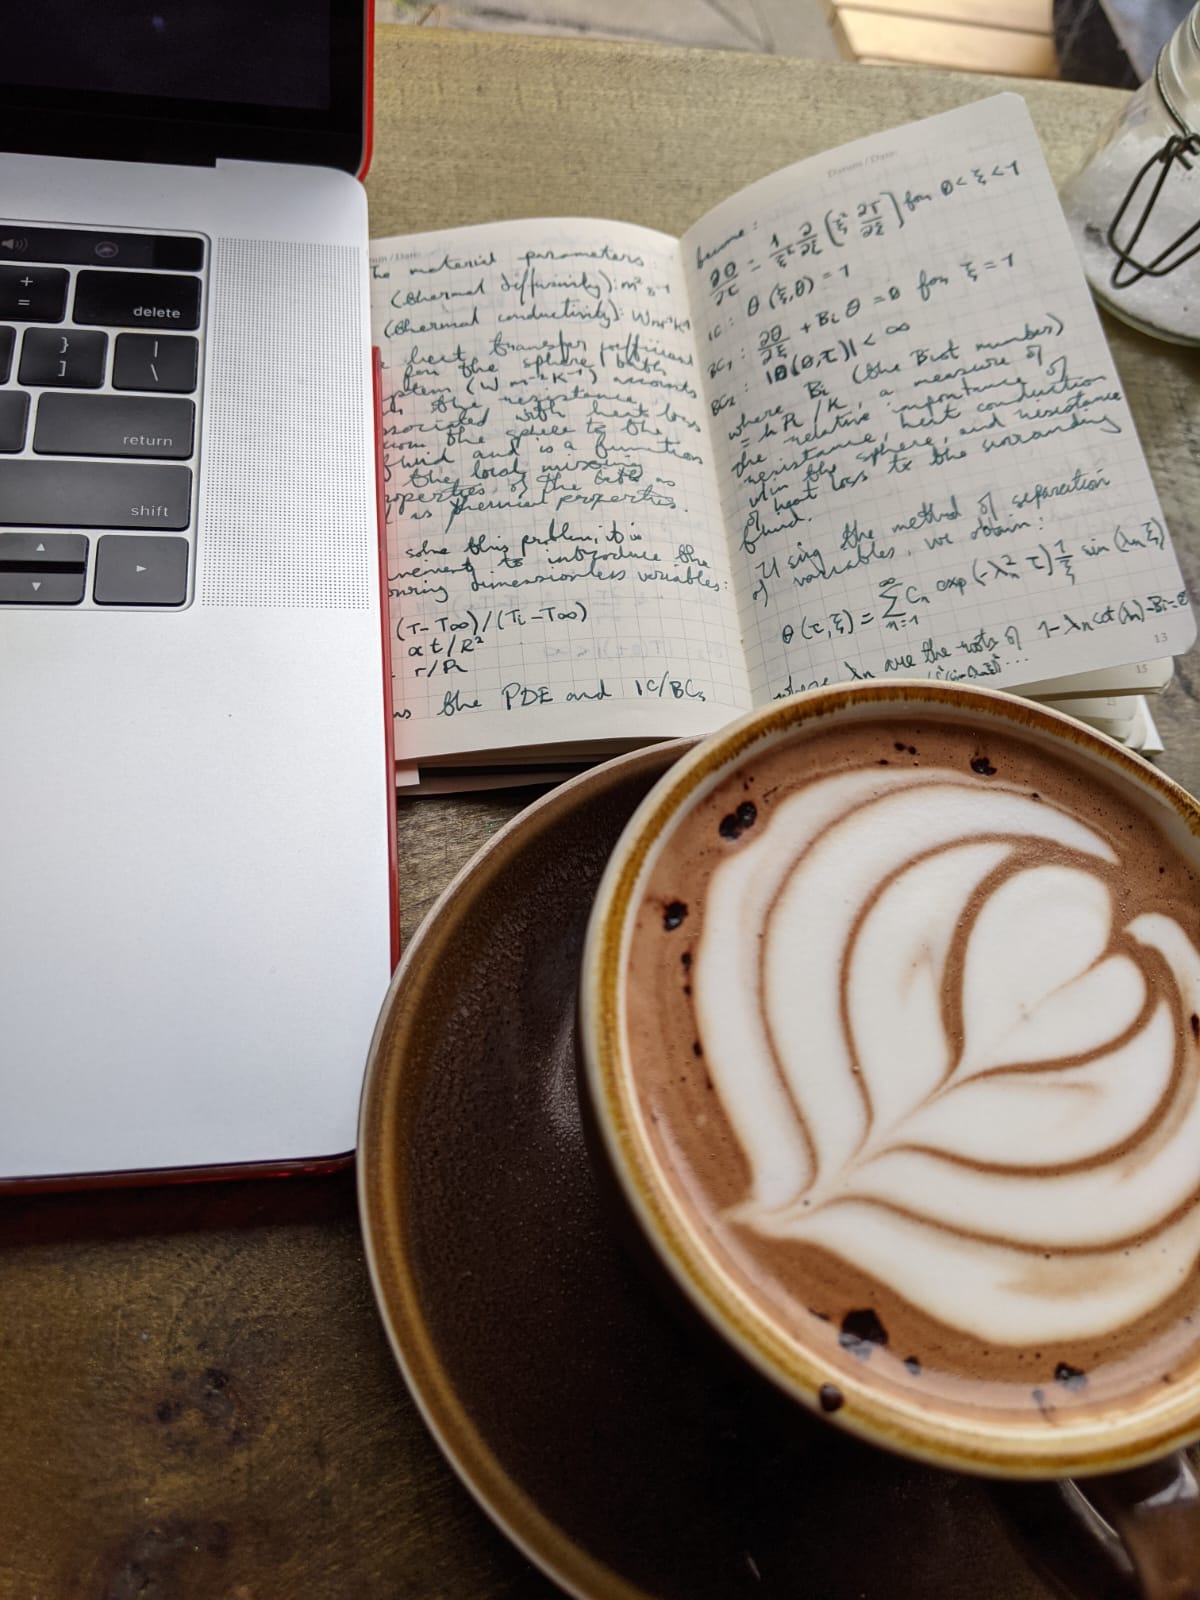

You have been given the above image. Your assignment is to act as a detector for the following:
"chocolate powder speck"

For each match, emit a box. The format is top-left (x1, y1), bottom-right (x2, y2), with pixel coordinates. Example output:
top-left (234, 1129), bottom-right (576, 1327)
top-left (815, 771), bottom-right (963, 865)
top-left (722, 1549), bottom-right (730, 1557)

top-left (904, 1356), bottom-right (922, 1376)
top-left (839, 1308), bottom-right (888, 1359)
top-left (1191, 1013), bottom-right (1199, 1042)
top-left (819, 1384), bottom-right (844, 1414)
top-left (970, 755), bottom-right (998, 776)
top-left (719, 802), bottom-right (760, 841)
top-left (1054, 1363), bottom-right (1087, 1390)
top-left (681, 952), bottom-right (692, 970)
top-left (663, 901), bottom-right (688, 931)
top-left (692, 1041), bottom-right (703, 1057)
top-left (877, 759), bottom-right (889, 766)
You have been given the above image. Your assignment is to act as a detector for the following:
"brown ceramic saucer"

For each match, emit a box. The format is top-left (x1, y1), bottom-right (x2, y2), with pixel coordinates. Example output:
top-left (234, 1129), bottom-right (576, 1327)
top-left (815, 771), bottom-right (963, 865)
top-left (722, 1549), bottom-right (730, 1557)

top-left (357, 744), bottom-right (1136, 1600)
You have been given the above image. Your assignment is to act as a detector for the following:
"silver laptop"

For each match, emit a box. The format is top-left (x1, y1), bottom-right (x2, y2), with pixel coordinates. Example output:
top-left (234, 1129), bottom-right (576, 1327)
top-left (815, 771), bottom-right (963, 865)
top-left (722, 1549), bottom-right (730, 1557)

top-left (0, 1), bottom-right (394, 1184)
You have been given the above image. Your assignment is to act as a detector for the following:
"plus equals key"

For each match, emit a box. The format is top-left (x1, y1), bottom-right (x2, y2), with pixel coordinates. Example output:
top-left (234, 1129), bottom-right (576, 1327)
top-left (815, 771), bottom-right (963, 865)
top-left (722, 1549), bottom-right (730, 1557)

top-left (0, 264), bottom-right (68, 322)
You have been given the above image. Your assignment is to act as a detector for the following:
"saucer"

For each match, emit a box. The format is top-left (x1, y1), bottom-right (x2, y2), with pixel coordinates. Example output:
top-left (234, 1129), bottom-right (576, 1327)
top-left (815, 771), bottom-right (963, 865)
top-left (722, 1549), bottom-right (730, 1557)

top-left (358, 745), bottom-right (1087, 1600)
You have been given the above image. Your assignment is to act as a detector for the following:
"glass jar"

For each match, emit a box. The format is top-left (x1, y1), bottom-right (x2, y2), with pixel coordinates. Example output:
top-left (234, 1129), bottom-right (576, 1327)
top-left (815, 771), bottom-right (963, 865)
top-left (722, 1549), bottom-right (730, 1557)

top-left (1060, 2), bottom-right (1199, 345)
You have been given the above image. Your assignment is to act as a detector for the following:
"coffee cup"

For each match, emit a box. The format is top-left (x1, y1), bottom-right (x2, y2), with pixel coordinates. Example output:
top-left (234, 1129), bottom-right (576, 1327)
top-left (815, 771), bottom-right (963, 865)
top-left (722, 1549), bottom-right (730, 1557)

top-left (579, 681), bottom-right (1200, 1596)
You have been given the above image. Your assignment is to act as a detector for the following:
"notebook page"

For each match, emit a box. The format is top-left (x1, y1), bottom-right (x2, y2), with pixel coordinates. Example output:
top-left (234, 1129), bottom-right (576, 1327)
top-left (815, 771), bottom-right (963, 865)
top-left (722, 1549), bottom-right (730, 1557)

top-left (1008, 657), bottom-right (1175, 697)
top-left (371, 219), bottom-right (749, 764)
top-left (679, 94), bottom-right (1195, 701)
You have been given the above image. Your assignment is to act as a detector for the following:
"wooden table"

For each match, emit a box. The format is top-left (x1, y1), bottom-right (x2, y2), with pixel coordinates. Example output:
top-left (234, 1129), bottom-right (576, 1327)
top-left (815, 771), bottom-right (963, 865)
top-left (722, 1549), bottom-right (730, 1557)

top-left (3, 30), bottom-right (1197, 1600)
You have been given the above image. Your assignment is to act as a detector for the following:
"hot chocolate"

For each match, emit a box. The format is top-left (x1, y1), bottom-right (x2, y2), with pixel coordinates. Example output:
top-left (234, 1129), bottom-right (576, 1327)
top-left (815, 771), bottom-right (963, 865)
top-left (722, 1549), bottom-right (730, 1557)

top-left (621, 711), bottom-right (1200, 1430)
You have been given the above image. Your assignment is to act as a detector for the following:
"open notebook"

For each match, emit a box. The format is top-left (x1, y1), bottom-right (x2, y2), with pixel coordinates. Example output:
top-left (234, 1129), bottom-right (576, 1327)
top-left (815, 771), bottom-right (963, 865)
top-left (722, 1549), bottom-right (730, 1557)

top-left (369, 95), bottom-right (1193, 786)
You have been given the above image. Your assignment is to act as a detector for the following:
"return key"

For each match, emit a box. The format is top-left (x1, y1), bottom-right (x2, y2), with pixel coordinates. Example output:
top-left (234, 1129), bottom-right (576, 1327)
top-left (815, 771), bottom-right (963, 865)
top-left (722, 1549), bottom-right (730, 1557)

top-left (34, 395), bottom-right (195, 459)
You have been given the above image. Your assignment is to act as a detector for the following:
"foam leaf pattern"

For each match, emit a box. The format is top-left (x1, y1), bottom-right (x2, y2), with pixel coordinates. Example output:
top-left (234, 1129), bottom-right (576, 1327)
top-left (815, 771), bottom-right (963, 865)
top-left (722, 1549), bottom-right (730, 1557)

top-left (693, 766), bottom-right (1200, 1344)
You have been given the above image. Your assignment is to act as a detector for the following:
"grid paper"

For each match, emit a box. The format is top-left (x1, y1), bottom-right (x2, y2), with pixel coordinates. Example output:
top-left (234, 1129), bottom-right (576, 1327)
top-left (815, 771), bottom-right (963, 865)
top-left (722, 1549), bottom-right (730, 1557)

top-left (680, 94), bottom-right (1195, 703)
top-left (371, 218), bottom-right (749, 763)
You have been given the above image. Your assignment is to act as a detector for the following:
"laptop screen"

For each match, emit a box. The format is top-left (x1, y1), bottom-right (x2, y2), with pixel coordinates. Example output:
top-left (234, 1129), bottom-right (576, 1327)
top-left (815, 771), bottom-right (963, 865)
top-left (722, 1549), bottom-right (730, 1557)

top-left (2, 0), bottom-right (366, 172)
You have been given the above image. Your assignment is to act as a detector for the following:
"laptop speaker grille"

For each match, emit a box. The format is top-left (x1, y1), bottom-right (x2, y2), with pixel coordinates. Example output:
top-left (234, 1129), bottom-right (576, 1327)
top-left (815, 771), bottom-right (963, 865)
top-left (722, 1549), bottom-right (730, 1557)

top-left (198, 239), bottom-right (372, 609)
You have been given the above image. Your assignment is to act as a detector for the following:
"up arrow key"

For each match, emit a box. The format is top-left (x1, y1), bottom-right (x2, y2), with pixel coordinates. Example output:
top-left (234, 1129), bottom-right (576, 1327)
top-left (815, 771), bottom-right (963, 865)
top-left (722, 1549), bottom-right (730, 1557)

top-left (35, 543), bottom-right (46, 553)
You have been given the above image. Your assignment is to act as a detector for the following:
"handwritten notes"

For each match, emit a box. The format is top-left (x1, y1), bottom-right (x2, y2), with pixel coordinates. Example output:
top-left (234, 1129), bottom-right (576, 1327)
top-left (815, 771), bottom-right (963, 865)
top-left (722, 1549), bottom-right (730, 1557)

top-left (683, 94), bottom-right (1194, 699)
top-left (372, 96), bottom-right (1193, 770)
top-left (372, 219), bottom-right (748, 762)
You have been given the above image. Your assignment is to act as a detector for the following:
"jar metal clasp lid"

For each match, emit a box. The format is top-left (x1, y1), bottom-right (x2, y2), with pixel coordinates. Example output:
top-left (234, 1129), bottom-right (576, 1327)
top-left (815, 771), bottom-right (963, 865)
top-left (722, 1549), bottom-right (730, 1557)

top-left (1105, 49), bottom-right (1200, 290)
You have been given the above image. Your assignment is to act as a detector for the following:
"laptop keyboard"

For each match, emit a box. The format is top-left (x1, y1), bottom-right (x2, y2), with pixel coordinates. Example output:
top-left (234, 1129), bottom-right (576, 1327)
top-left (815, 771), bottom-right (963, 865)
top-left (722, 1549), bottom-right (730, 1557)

top-left (0, 225), bottom-right (204, 608)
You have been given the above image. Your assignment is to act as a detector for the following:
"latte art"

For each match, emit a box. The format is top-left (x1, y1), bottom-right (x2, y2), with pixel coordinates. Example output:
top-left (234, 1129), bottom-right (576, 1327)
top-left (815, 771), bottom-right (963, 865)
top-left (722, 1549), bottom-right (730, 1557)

top-left (620, 712), bottom-right (1200, 1417)
top-left (693, 764), bottom-right (1200, 1346)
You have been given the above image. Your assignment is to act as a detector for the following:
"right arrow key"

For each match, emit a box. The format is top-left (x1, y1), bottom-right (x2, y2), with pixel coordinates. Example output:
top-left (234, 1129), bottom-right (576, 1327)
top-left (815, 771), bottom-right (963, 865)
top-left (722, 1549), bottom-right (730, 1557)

top-left (94, 535), bottom-right (188, 606)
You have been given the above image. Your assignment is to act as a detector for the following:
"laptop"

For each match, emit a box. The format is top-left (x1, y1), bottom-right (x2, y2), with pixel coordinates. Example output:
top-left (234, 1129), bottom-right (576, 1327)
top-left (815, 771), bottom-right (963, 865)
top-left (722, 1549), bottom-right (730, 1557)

top-left (0, 1), bottom-right (395, 1185)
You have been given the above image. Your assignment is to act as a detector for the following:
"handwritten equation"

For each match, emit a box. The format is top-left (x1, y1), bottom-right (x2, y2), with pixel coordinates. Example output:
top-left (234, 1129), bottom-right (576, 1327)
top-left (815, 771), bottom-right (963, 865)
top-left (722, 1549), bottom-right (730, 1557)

top-left (372, 220), bottom-right (749, 757)
top-left (682, 94), bottom-right (1191, 695)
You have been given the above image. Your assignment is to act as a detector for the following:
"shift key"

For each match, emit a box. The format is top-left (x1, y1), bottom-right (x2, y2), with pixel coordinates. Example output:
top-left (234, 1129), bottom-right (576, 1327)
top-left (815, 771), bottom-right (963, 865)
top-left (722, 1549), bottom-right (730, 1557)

top-left (0, 461), bottom-right (191, 529)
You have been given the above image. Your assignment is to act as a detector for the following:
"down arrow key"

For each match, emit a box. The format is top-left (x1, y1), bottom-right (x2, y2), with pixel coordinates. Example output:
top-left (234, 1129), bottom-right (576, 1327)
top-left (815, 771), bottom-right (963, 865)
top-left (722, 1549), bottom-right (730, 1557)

top-left (0, 569), bottom-right (85, 604)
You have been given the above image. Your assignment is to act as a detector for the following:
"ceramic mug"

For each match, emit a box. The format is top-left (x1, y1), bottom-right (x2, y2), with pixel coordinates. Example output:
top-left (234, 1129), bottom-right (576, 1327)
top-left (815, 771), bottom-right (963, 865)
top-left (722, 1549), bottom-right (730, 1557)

top-left (579, 681), bottom-right (1200, 1598)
